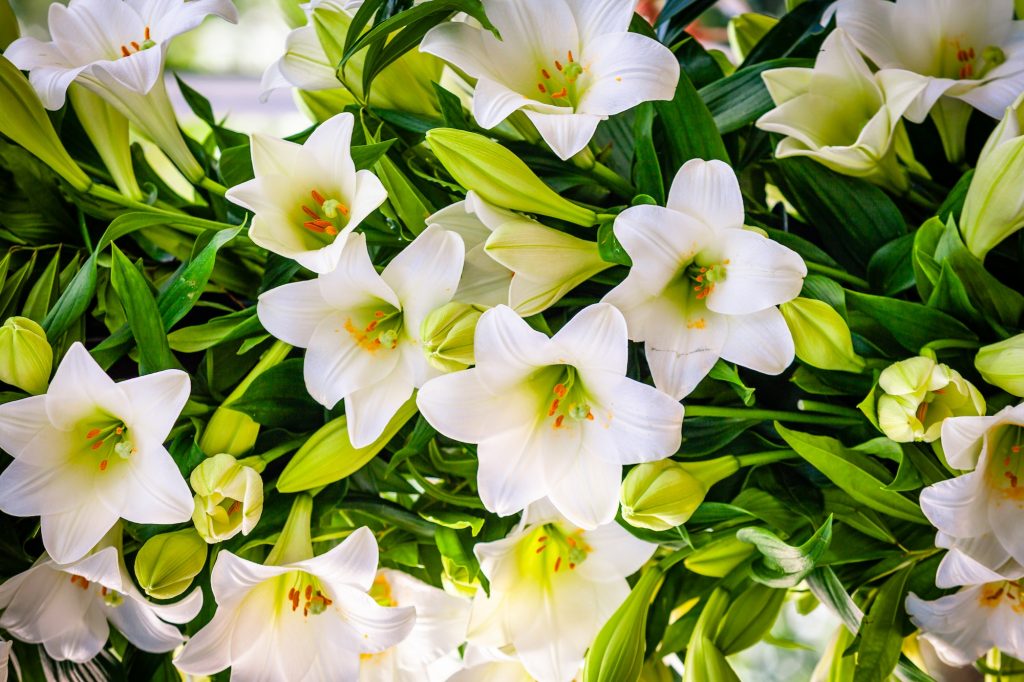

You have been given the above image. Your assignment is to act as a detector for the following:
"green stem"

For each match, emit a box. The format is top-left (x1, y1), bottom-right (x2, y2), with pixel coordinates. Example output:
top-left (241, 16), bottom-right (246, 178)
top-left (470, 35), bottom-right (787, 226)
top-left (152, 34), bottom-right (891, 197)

top-left (265, 493), bottom-right (314, 565)
top-left (736, 449), bottom-right (798, 468)
top-left (919, 338), bottom-right (981, 357)
top-left (590, 160), bottom-right (636, 198)
top-left (796, 400), bottom-right (864, 419)
top-left (199, 176), bottom-right (229, 197)
top-left (238, 436), bottom-right (306, 473)
top-left (406, 462), bottom-right (486, 509)
top-left (685, 405), bottom-right (862, 426)
top-left (805, 261), bottom-right (870, 289)
top-left (223, 340), bottom-right (292, 406)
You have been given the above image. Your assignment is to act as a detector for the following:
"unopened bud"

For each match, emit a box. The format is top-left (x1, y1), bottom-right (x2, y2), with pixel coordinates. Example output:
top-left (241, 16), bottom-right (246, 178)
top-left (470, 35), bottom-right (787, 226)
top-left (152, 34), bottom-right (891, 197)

top-left (0, 316), bottom-right (52, 394)
top-left (621, 457), bottom-right (739, 531)
top-left (421, 302), bottom-right (483, 372)
top-left (685, 535), bottom-right (756, 578)
top-left (199, 407), bottom-right (261, 456)
top-left (134, 529), bottom-right (207, 599)
top-left (976, 334), bottom-right (1024, 397)
top-left (583, 567), bottom-right (662, 682)
top-left (873, 356), bottom-right (985, 442)
top-left (780, 297), bottom-right (865, 373)
top-left (190, 453), bottom-right (264, 543)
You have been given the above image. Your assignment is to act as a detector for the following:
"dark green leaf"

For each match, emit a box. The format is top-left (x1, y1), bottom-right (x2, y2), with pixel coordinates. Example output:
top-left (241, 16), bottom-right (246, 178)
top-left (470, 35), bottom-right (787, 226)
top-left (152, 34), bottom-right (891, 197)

top-left (655, 68), bottom-right (729, 172)
top-left (42, 252), bottom-right (97, 340)
top-left (853, 564), bottom-right (914, 682)
top-left (109, 244), bottom-right (177, 374)
top-left (846, 290), bottom-right (976, 353)
top-left (230, 359), bottom-right (323, 430)
top-left (868, 233), bottom-right (916, 295)
top-left (700, 58), bottom-right (812, 134)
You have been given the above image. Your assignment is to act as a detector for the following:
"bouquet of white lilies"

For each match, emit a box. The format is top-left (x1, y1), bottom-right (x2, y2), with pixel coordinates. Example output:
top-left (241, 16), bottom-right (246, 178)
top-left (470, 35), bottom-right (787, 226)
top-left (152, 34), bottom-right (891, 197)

top-left (1, 0), bottom-right (1024, 679)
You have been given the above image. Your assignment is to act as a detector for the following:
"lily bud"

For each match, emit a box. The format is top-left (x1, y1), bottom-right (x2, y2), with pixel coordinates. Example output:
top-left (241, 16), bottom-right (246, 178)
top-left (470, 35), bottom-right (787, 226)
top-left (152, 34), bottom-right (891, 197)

top-left (199, 407), bottom-right (261, 457)
top-left (583, 567), bottom-right (662, 682)
top-left (68, 85), bottom-right (143, 200)
top-left (134, 529), bottom-right (208, 599)
top-left (426, 129), bottom-right (597, 226)
top-left (976, 334), bottom-right (1024, 397)
top-left (277, 399), bottom-right (418, 492)
top-left (685, 589), bottom-right (741, 682)
top-left (780, 298), bottom-right (865, 373)
top-left (420, 302), bottom-right (484, 373)
top-left (715, 582), bottom-right (786, 655)
top-left (621, 457), bottom-right (739, 531)
top-left (190, 453), bottom-right (264, 543)
top-left (0, 316), bottom-right (52, 394)
top-left (0, 56), bottom-right (91, 191)
top-left (639, 659), bottom-right (674, 682)
top-left (962, 93), bottom-right (1024, 259)
top-left (684, 535), bottom-right (756, 578)
top-left (874, 356), bottom-right (985, 443)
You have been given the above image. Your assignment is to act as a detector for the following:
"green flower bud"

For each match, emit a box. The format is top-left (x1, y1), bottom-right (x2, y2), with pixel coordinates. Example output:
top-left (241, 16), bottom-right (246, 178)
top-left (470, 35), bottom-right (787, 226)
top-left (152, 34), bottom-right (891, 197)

top-left (0, 57), bottom-right (91, 191)
top-left (727, 13), bottom-right (778, 62)
top-left (277, 399), bottom-right (418, 492)
top-left (583, 567), bottom-right (662, 682)
top-left (199, 407), bottom-right (261, 456)
top-left (976, 334), bottom-right (1024, 397)
top-left (685, 589), bottom-right (741, 682)
top-left (426, 129), bottom-right (597, 226)
top-left (68, 85), bottom-right (143, 200)
top-left (0, 316), bottom-right (52, 394)
top-left (190, 453), bottom-right (264, 543)
top-left (873, 356), bottom-right (985, 443)
top-left (134, 529), bottom-right (207, 599)
top-left (684, 535), bottom-right (756, 578)
top-left (420, 302), bottom-right (484, 373)
top-left (714, 582), bottom-right (786, 655)
top-left (621, 457), bottom-right (739, 531)
top-left (639, 659), bottom-right (674, 682)
top-left (780, 298), bottom-right (866, 373)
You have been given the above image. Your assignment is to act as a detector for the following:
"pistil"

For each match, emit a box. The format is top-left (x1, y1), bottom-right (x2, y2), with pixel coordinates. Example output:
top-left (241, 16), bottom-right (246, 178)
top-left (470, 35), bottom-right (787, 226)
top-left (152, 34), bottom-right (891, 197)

top-left (300, 189), bottom-right (348, 242)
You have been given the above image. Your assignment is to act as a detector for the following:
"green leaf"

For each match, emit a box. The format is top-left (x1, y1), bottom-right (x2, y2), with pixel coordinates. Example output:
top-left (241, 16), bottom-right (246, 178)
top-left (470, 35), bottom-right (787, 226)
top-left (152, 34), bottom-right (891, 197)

top-left (108, 244), bottom-right (177, 374)
top-left (174, 74), bottom-right (216, 127)
top-left (776, 424), bottom-right (927, 523)
top-left (42, 252), bottom-right (97, 340)
top-left (21, 247), bottom-right (61, 323)
top-left (167, 308), bottom-right (261, 352)
top-left (867, 233), bottom-right (916, 295)
top-left (229, 359), bottom-right (323, 430)
top-left (632, 103), bottom-right (665, 204)
top-left (433, 82), bottom-right (470, 129)
top-left (418, 510), bottom-right (484, 536)
top-left (807, 566), bottom-right (863, 632)
top-left (845, 290), bottom-right (976, 353)
top-left (853, 564), bottom-right (914, 682)
top-left (700, 58), bottom-right (811, 134)
top-left (159, 226), bottom-right (242, 329)
top-left (708, 360), bottom-right (755, 406)
top-left (596, 219), bottom-right (632, 266)
top-left (737, 516), bottom-right (833, 588)
top-left (375, 154), bottom-right (432, 235)
top-left (655, 67), bottom-right (729, 171)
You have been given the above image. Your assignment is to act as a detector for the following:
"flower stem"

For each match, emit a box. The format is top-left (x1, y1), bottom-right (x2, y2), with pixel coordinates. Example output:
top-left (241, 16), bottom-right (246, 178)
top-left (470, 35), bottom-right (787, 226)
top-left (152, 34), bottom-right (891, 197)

top-left (223, 340), bottom-right (292, 405)
top-left (736, 449), bottom-right (798, 468)
top-left (796, 400), bottom-right (864, 419)
top-left (919, 338), bottom-right (981, 358)
top-left (805, 261), bottom-right (870, 289)
top-left (199, 176), bottom-right (229, 197)
top-left (685, 405), bottom-right (862, 426)
top-left (591, 161), bottom-right (636, 199)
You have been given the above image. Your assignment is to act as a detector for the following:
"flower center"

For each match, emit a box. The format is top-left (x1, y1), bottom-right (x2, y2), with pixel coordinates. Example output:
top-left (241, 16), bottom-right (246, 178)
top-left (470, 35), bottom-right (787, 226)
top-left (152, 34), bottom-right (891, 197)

top-left (979, 580), bottom-right (1024, 611)
top-left (369, 574), bottom-right (395, 607)
top-left (69, 575), bottom-right (124, 607)
top-left (299, 189), bottom-right (349, 244)
top-left (686, 260), bottom-right (729, 300)
top-left (541, 365), bottom-right (594, 430)
top-left (534, 50), bottom-right (585, 109)
top-left (986, 424), bottom-right (1024, 499)
top-left (205, 492), bottom-right (243, 526)
top-left (119, 26), bottom-right (156, 58)
top-left (80, 416), bottom-right (135, 473)
top-left (344, 306), bottom-right (403, 353)
top-left (284, 572), bottom-right (334, 618)
top-left (520, 523), bottom-right (591, 577)
top-left (946, 39), bottom-right (1006, 79)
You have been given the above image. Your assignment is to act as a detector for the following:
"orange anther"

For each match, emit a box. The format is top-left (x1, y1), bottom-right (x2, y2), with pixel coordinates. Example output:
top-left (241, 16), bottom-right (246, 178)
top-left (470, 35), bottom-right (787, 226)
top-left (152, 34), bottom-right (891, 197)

top-left (551, 87), bottom-right (568, 99)
top-left (548, 399), bottom-right (560, 416)
top-left (311, 190), bottom-right (326, 205)
top-left (131, 41), bottom-right (140, 50)
top-left (541, 68), bottom-right (551, 79)
top-left (553, 384), bottom-right (567, 397)
top-left (304, 221), bottom-right (327, 233)
top-left (569, 562), bottom-right (576, 569)
top-left (554, 60), bottom-right (563, 71)
top-left (538, 536), bottom-right (547, 542)
top-left (968, 47), bottom-right (976, 59)
top-left (228, 500), bottom-right (242, 515)
top-left (302, 205), bottom-right (319, 219)
top-left (586, 412), bottom-right (594, 421)
top-left (538, 83), bottom-right (547, 94)
top-left (87, 428), bottom-right (101, 439)
top-left (554, 557), bottom-right (562, 572)
top-left (91, 440), bottom-right (104, 451)
top-left (1013, 445), bottom-right (1021, 453)
top-left (99, 460), bottom-right (108, 471)
top-left (375, 311), bottom-right (385, 318)
top-left (305, 585), bottom-right (313, 600)
top-left (535, 544), bottom-right (546, 554)
top-left (121, 45), bottom-right (131, 57)
top-left (144, 26), bottom-right (151, 40)
top-left (554, 415), bottom-right (565, 428)
top-left (115, 426), bottom-right (123, 435)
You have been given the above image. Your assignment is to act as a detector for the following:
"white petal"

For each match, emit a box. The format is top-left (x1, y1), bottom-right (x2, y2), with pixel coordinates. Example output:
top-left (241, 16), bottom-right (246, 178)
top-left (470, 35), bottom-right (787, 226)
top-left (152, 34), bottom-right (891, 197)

top-left (598, 378), bottom-right (683, 464)
top-left (941, 414), bottom-right (996, 471)
top-left (989, 498), bottom-right (1024, 566)
top-left (992, 597), bottom-right (1024, 662)
top-left (210, 550), bottom-right (288, 604)
top-left (720, 307), bottom-right (795, 376)
top-left (42, 602), bottom-right (109, 663)
top-left (473, 79), bottom-right (532, 129)
top-left (318, 232), bottom-right (401, 312)
top-left (0, 454), bottom-right (89, 517)
top-left (523, 109), bottom-right (603, 161)
top-left (550, 303), bottom-right (628, 376)
top-left (105, 598), bottom-right (184, 653)
top-left (906, 588), bottom-right (990, 667)
top-left (476, 424), bottom-right (551, 517)
top-left (455, 244), bottom-right (513, 307)
top-left (428, 200), bottom-right (492, 248)
top-left (257, 280), bottom-right (336, 348)
top-left (666, 159), bottom-right (745, 231)
top-left (118, 445), bottom-right (193, 524)
top-left (332, 585), bottom-right (416, 653)
top-left (575, 521), bottom-right (656, 583)
top-left (273, 25), bottom-right (338, 92)
top-left (45, 343), bottom-right (122, 429)
top-left (420, 22), bottom-right (506, 84)
top-left (118, 369), bottom-right (190, 440)
top-left (958, 69), bottom-right (1024, 118)
top-left (381, 225), bottom-right (465, 332)
top-left (578, 32), bottom-right (679, 116)
top-left (483, 0), bottom-right (579, 59)
top-left (296, 526), bottom-right (379, 594)
top-left (473, 305), bottom-right (554, 390)
top-left (347, 170), bottom-right (389, 230)
top-left (0, 394), bottom-right (50, 456)
top-left (173, 604), bottom-right (237, 675)
top-left (563, 0), bottom-right (633, 43)
top-left (378, 569), bottom-right (470, 667)
top-left (39, 502), bottom-right (120, 565)
top-left (344, 371), bottom-right (415, 448)
top-left (704, 231), bottom-right (806, 315)
top-left (306, 112), bottom-right (357, 185)
top-left (249, 133), bottom-right (304, 178)
top-left (303, 312), bottom-right (401, 410)
top-left (834, 1), bottom-right (900, 69)
top-left (546, 449), bottom-right (621, 529)
top-left (417, 370), bottom-right (535, 444)
top-left (936, 539), bottom-right (1017, 588)
top-left (611, 205), bottom-right (712, 294)
top-left (919, 471), bottom-right (991, 538)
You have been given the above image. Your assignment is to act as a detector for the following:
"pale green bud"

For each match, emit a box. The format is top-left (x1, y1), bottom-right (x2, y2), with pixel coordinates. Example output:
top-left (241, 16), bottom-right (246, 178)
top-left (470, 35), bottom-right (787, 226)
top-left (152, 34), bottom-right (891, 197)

top-left (976, 334), bottom-right (1024, 397)
top-left (0, 56), bottom-right (91, 191)
top-left (134, 529), bottom-right (207, 599)
top-left (728, 13), bottom-right (778, 62)
top-left (685, 589), bottom-right (741, 682)
top-left (199, 407), bottom-right (261, 456)
top-left (277, 399), bottom-right (418, 492)
top-left (583, 567), bottom-right (662, 682)
top-left (639, 659), bottom-right (674, 682)
top-left (0, 317), bottom-right (52, 394)
top-left (874, 356), bottom-right (985, 443)
top-left (426, 129), bottom-right (597, 226)
top-left (714, 582), bottom-right (786, 655)
top-left (684, 535), bottom-right (756, 578)
top-left (780, 298), bottom-right (866, 373)
top-left (620, 457), bottom-right (739, 531)
top-left (190, 453), bottom-right (264, 543)
top-left (420, 302), bottom-right (484, 373)
top-left (68, 85), bottom-right (143, 200)
top-left (962, 93), bottom-right (1024, 259)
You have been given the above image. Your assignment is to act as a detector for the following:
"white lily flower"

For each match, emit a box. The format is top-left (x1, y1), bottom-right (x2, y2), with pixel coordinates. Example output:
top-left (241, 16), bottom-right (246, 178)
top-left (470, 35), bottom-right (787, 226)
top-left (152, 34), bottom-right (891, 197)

top-left (756, 29), bottom-right (928, 191)
top-left (834, 0), bottom-right (1024, 160)
top-left (602, 159), bottom-right (807, 400)
top-left (907, 580), bottom-right (1024, 667)
top-left (0, 541), bottom-right (202, 663)
top-left (420, 0), bottom-right (680, 160)
top-left (4, 0), bottom-right (237, 183)
top-left (175, 526), bottom-right (415, 680)
top-left (465, 502), bottom-right (655, 682)
top-left (417, 303), bottom-right (683, 529)
top-left (226, 112), bottom-right (388, 274)
top-left (359, 569), bottom-right (471, 682)
top-left (428, 191), bottom-right (610, 315)
top-left (0, 343), bottom-right (194, 564)
top-left (919, 402), bottom-right (1024, 579)
top-left (257, 226), bottom-right (464, 448)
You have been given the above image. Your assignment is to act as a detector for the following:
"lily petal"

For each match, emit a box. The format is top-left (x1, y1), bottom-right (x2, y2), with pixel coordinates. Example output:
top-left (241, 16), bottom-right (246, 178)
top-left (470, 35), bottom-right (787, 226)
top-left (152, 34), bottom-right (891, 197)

top-left (666, 159), bottom-right (745, 231)
top-left (720, 306), bottom-right (795, 375)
